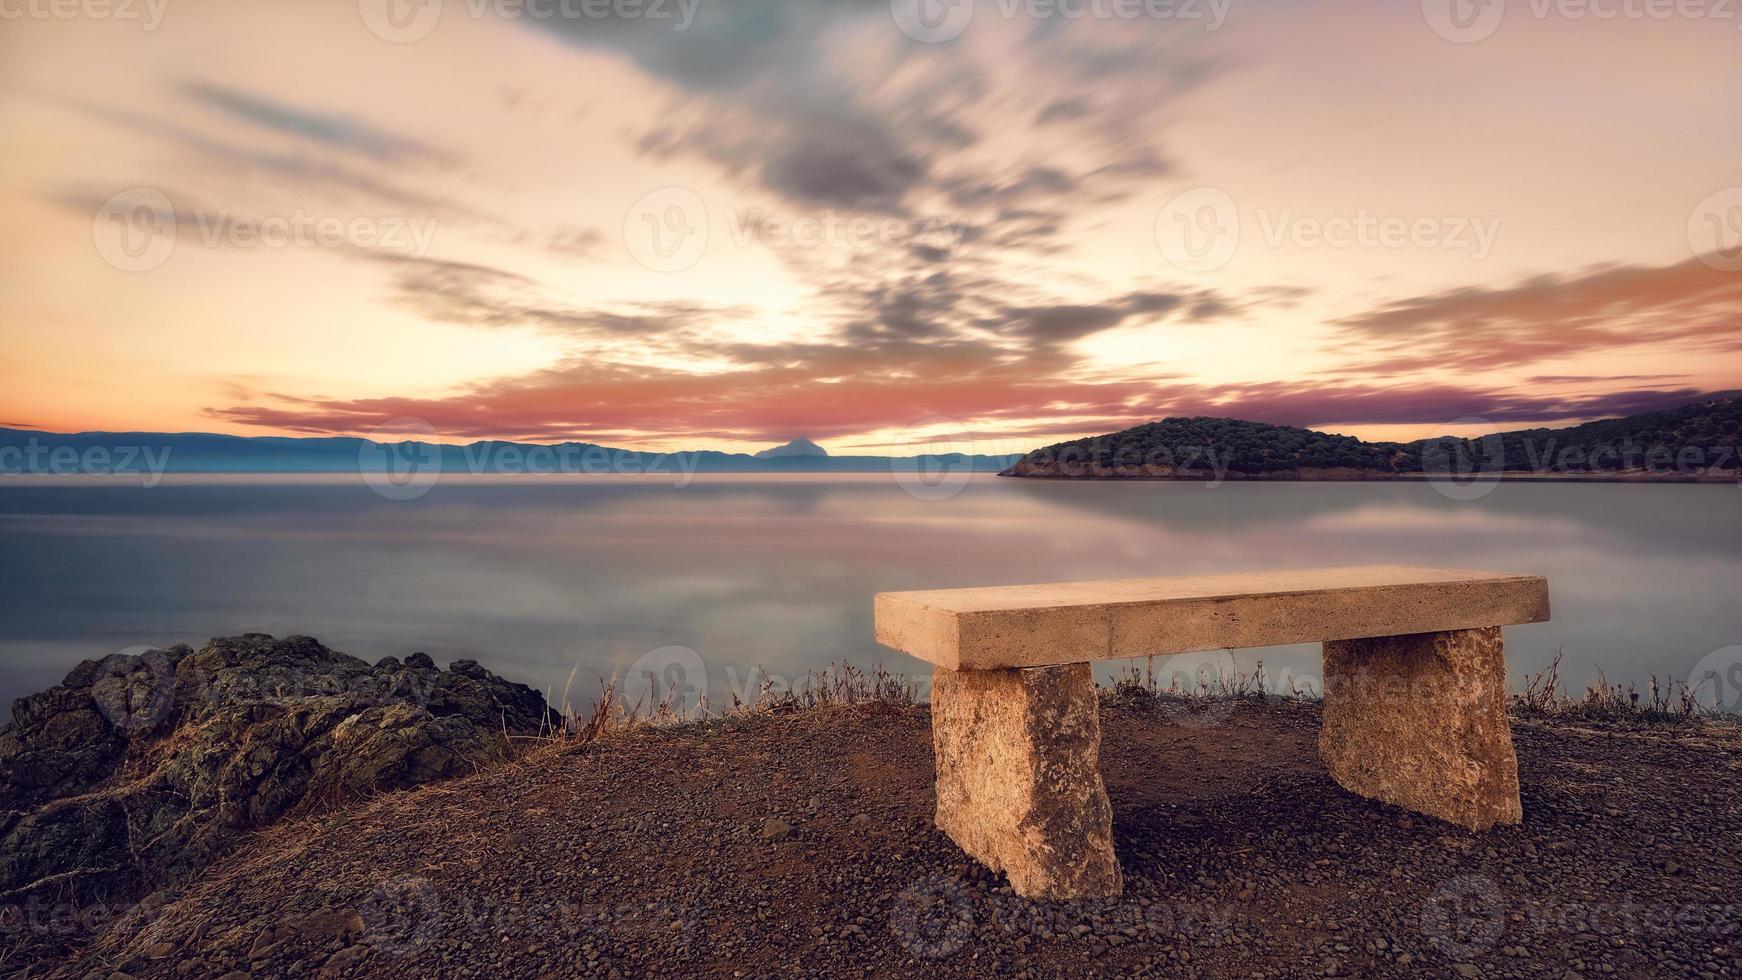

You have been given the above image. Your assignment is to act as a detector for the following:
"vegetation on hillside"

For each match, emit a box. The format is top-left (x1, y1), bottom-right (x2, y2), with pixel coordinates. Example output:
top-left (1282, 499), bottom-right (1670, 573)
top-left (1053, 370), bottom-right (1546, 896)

top-left (1006, 396), bottom-right (1741, 478)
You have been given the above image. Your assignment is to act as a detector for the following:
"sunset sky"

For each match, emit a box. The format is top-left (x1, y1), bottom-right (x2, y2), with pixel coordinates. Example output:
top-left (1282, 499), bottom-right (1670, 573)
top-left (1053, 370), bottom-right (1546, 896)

top-left (2, 0), bottom-right (1740, 455)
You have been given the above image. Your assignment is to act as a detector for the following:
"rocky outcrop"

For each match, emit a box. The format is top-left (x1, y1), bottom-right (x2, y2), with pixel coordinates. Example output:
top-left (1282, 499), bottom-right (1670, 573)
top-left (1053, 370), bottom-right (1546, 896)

top-left (0, 634), bottom-right (559, 904)
top-left (1319, 626), bottom-right (1524, 830)
top-left (930, 664), bottom-right (1122, 899)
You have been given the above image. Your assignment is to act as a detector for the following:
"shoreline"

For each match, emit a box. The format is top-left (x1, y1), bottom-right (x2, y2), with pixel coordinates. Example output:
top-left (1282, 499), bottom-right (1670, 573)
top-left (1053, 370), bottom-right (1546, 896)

top-left (999, 470), bottom-right (1741, 485)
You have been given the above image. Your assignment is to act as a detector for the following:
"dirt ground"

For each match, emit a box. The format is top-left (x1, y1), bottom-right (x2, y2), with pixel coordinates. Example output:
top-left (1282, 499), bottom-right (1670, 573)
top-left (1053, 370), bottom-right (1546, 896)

top-left (18, 698), bottom-right (1742, 979)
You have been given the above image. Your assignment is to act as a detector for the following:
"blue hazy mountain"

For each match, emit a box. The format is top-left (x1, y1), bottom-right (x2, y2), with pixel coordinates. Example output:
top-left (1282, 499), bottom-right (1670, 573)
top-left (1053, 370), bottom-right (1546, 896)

top-left (753, 438), bottom-right (829, 459)
top-left (0, 429), bottom-right (1019, 475)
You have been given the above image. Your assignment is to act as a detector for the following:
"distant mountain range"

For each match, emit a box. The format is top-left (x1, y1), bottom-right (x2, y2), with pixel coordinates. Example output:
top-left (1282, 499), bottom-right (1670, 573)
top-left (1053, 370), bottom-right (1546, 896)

top-left (1003, 397), bottom-right (1742, 481)
top-left (0, 429), bottom-right (1019, 476)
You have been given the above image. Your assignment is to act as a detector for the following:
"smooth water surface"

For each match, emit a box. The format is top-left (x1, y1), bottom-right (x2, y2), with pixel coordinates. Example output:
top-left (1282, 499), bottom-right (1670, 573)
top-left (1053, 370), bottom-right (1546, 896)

top-left (3, 474), bottom-right (1739, 716)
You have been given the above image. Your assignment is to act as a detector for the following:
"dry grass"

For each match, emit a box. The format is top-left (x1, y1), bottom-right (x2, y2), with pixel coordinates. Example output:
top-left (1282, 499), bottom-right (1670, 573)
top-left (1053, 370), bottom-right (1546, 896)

top-left (1511, 650), bottom-right (1718, 725)
top-left (1107, 654), bottom-right (1311, 706)
top-left (523, 647), bottom-right (1731, 754)
top-left (534, 661), bottom-right (922, 749)
top-left (1106, 651), bottom-right (1731, 727)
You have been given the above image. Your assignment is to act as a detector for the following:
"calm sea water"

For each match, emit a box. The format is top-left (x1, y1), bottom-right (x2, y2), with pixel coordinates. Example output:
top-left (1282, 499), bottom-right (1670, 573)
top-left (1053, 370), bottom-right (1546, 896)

top-left (2, 474), bottom-right (1739, 718)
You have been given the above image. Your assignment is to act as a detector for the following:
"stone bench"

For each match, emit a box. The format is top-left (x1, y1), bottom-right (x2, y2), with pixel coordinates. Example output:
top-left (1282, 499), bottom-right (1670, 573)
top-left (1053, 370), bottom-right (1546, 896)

top-left (873, 565), bottom-right (1550, 900)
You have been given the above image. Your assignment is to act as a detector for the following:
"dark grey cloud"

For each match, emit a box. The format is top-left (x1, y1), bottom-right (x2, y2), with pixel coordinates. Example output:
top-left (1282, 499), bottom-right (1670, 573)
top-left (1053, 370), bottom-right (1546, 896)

top-left (761, 120), bottom-right (928, 212)
top-left (525, 1), bottom-right (1217, 248)
top-left (41, 95), bottom-right (480, 223)
top-left (1000, 289), bottom-right (1247, 344)
top-left (181, 83), bottom-right (442, 163)
top-left (363, 254), bottom-right (738, 344)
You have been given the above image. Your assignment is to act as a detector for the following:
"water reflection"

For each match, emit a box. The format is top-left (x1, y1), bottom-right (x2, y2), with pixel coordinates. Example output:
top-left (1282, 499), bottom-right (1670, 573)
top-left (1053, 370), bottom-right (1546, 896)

top-left (1, 474), bottom-right (1737, 716)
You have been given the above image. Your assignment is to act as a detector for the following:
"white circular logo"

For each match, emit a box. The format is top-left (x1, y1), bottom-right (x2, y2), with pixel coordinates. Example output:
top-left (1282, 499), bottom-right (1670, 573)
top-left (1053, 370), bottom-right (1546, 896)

top-left (359, 0), bottom-right (443, 43)
top-left (359, 418), bottom-right (444, 501)
top-left (889, 418), bottom-right (978, 501)
top-left (1422, 0), bottom-right (1505, 43)
top-left (1421, 416), bottom-right (1506, 502)
top-left (889, 874), bottom-right (975, 958)
top-left (622, 645), bottom-right (708, 716)
top-left (1689, 188), bottom-right (1742, 272)
top-left (90, 645), bottom-right (179, 733)
top-left (623, 186), bottom-right (709, 273)
top-left (890, 0), bottom-right (974, 43)
top-left (93, 187), bottom-right (176, 273)
top-left (1154, 187), bottom-right (1240, 272)
top-left (1689, 645), bottom-right (1742, 717)
top-left (1421, 874), bottom-right (1506, 958)
top-left (361, 876), bottom-right (444, 954)
top-left (1148, 650), bottom-right (1241, 729)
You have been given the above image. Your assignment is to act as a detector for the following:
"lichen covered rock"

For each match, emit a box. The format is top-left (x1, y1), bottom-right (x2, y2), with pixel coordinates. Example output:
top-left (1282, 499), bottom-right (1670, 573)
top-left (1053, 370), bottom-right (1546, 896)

top-left (0, 634), bottom-right (559, 903)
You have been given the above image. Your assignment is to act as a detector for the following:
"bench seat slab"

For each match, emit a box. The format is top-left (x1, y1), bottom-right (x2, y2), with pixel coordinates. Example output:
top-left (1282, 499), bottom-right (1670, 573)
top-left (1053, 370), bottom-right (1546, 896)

top-left (1319, 627), bottom-right (1523, 830)
top-left (931, 663), bottom-right (1122, 899)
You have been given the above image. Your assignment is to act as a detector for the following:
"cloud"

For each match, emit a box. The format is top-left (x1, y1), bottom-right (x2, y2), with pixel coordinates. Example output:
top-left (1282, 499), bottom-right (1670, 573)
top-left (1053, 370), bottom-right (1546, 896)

top-left (208, 351), bottom-right (1720, 447)
top-left (363, 254), bottom-right (740, 347)
top-left (1142, 382), bottom-right (1713, 430)
top-left (41, 94), bottom-right (480, 223)
top-left (528, 1), bottom-right (1216, 247)
top-left (1334, 257), bottom-right (1742, 375)
top-left (181, 83), bottom-right (443, 163)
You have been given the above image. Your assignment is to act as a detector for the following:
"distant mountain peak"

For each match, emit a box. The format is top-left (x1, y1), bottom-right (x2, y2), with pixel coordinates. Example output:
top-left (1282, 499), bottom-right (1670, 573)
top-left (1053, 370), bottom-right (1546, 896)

top-left (754, 438), bottom-right (829, 459)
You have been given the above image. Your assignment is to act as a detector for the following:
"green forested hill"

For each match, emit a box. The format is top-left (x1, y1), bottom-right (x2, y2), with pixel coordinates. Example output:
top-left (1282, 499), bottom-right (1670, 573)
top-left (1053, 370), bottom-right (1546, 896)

top-left (1003, 397), bottom-right (1741, 479)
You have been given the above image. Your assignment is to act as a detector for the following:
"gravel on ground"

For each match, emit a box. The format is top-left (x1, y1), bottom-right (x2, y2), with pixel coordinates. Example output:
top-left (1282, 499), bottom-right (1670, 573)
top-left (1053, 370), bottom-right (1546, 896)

top-left (26, 698), bottom-right (1742, 979)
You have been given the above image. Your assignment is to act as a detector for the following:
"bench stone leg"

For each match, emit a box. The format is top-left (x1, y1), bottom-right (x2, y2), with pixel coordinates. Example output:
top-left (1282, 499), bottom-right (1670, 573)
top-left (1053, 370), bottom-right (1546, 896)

top-left (1319, 626), bottom-right (1523, 830)
top-left (931, 663), bottom-right (1122, 899)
